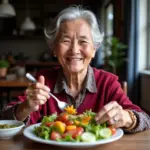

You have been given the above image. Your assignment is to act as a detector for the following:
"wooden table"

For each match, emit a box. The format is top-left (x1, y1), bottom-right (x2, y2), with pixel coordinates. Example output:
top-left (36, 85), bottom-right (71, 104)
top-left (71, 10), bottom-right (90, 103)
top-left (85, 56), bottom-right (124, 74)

top-left (0, 130), bottom-right (149, 150)
top-left (0, 77), bottom-right (30, 109)
top-left (0, 77), bottom-right (29, 87)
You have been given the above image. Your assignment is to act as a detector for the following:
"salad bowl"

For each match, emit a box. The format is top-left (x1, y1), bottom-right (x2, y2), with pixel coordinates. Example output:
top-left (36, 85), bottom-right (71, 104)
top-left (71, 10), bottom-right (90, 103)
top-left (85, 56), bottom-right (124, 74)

top-left (0, 120), bottom-right (24, 140)
top-left (24, 106), bottom-right (124, 147)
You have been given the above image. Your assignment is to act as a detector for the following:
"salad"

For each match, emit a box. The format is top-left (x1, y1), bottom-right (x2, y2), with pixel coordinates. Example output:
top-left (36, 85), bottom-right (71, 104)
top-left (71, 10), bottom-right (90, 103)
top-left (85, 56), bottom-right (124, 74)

top-left (34, 105), bottom-right (116, 142)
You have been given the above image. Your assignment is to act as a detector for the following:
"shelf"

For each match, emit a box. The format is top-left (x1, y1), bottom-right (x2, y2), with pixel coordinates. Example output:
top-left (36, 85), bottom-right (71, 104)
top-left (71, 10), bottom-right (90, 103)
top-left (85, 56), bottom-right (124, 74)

top-left (25, 61), bottom-right (59, 67)
top-left (25, 61), bottom-right (60, 71)
top-left (0, 35), bottom-right (45, 41)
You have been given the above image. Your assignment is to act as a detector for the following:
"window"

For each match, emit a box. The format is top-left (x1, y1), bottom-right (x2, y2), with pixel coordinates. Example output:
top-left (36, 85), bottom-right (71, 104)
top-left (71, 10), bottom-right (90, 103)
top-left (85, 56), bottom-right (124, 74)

top-left (148, 0), bottom-right (150, 68)
top-left (103, 3), bottom-right (114, 62)
top-left (98, 1), bottom-right (114, 67)
top-left (104, 3), bottom-right (114, 43)
top-left (138, 0), bottom-right (149, 71)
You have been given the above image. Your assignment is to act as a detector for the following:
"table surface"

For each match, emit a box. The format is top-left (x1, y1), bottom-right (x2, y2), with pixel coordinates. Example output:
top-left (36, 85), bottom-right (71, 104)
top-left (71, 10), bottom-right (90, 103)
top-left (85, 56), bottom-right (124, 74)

top-left (0, 77), bottom-right (30, 109)
top-left (0, 129), bottom-right (149, 150)
top-left (0, 77), bottom-right (30, 88)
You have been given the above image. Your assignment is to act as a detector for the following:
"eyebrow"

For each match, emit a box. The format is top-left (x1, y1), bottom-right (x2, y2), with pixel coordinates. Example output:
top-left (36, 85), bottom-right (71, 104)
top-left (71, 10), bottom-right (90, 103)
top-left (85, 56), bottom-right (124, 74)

top-left (60, 34), bottom-right (70, 38)
top-left (79, 36), bottom-right (89, 40)
top-left (60, 34), bottom-right (89, 39)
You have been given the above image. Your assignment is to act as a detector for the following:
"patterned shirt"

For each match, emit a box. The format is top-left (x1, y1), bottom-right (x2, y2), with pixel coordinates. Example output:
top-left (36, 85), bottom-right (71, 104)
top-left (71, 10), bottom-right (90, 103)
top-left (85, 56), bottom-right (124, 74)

top-left (53, 66), bottom-right (97, 109)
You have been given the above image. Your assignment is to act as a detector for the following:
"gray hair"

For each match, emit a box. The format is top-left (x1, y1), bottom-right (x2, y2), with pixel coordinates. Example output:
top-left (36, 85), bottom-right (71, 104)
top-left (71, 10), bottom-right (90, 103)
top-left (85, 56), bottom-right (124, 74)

top-left (45, 6), bottom-right (103, 50)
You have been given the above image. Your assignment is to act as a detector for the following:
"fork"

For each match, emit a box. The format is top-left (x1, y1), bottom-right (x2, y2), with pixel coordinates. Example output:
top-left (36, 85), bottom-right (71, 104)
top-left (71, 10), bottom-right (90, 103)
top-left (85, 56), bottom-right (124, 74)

top-left (26, 73), bottom-right (69, 111)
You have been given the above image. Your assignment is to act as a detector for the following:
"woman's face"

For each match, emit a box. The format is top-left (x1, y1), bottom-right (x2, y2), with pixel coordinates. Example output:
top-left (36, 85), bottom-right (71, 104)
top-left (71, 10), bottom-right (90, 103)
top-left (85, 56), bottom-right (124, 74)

top-left (54, 19), bottom-right (96, 74)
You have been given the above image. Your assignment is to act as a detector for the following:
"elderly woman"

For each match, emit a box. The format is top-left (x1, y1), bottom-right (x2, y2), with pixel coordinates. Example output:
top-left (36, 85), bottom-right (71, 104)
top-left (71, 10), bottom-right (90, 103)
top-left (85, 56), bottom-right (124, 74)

top-left (1, 6), bottom-right (150, 133)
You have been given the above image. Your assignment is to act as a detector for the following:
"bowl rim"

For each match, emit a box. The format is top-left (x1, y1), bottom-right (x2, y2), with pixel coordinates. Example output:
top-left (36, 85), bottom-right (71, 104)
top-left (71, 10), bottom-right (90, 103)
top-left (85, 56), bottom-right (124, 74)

top-left (0, 120), bottom-right (25, 131)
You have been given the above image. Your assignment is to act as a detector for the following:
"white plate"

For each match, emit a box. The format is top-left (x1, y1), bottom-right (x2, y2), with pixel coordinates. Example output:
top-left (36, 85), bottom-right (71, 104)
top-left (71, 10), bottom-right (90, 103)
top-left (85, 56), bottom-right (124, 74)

top-left (23, 123), bottom-right (124, 148)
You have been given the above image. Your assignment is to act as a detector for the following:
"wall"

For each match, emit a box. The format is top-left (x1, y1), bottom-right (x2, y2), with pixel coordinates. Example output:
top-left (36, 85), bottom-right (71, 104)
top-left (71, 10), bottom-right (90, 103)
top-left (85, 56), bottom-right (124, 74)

top-left (141, 72), bottom-right (150, 112)
top-left (0, 39), bottom-right (49, 60)
top-left (0, 0), bottom-right (99, 61)
top-left (0, 0), bottom-right (63, 61)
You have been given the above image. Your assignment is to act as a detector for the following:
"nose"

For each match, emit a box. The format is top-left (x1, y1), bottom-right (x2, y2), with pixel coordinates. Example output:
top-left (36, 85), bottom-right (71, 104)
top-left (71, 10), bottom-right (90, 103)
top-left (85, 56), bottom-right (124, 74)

top-left (70, 41), bottom-right (80, 54)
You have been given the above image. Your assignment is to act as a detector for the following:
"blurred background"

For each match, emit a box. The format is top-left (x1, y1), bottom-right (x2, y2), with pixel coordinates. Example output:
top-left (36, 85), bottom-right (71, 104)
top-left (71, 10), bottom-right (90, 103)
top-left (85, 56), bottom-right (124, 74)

top-left (0, 0), bottom-right (149, 114)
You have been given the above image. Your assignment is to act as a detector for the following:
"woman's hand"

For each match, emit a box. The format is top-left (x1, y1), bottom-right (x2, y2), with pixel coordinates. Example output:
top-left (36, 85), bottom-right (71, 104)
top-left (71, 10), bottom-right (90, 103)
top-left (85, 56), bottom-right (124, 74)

top-left (15, 75), bottom-right (50, 121)
top-left (25, 75), bottom-right (50, 112)
top-left (95, 101), bottom-right (133, 128)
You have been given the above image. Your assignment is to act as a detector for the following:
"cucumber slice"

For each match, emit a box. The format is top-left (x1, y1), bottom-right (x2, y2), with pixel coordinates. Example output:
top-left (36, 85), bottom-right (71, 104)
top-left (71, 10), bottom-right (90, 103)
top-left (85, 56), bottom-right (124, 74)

top-left (99, 128), bottom-right (112, 138)
top-left (81, 132), bottom-right (96, 142)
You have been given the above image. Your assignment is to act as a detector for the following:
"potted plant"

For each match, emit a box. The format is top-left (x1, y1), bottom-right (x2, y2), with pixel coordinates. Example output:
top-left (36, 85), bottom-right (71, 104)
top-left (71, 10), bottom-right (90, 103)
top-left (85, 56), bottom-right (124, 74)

top-left (103, 37), bottom-right (127, 74)
top-left (0, 60), bottom-right (10, 77)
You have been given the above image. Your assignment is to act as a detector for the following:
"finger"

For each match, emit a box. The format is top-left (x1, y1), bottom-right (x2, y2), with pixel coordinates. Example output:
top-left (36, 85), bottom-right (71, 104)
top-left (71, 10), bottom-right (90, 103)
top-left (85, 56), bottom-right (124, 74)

top-left (25, 89), bottom-right (32, 99)
top-left (28, 96), bottom-right (47, 106)
top-left (33, 89), bottom-right (50, 99)
top-left (95, 101), bottom-right (118, 121)
top-left (107, 119), bottom-right (115, 125)
top-left (37, 75), bottom-right (50, 92)
top-left (97, 108), bottom-right (118, 124)
top-left (25, 88), bottom-right (34, 98)
top-left (107, 114), bottom-right (120, 125)
top-left (34, 99), bottom-right (47, 105)
top-left (29, 76), bottom-right (50, 92)
top-left (27, 82), bottom-right (35, 89)
top-left (112, 120), bottom-right (123, 128)
top-left (25, 84), bottom-right (33, 93)
top-left (39, 99), bottom-right (47, 105)
top-left (32, 94), bottom-right (48, 102)
top-left (25, 86), bottom-right (34, 93)
top-left (29, 82), bottom-right (50, 93)
top-left (38, 75), bottom-right (45, 85)
top-left (26, 89), bottom-right (50, 102)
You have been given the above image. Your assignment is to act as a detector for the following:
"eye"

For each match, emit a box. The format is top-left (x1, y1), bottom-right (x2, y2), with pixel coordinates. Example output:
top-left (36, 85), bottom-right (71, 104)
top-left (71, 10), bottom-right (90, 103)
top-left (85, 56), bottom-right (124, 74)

top-left (63, 40), bottom-right (70, 43)
top-left (61, 38), bottom-right (71, 44)
top-left (79, 40), bottom-right (88, 45)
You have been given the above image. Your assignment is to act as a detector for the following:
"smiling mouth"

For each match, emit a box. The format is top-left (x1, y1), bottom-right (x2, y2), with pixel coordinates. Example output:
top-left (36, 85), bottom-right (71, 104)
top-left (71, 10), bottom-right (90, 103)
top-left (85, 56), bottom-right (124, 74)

top-left (67, 58), bottom-right (83, 61)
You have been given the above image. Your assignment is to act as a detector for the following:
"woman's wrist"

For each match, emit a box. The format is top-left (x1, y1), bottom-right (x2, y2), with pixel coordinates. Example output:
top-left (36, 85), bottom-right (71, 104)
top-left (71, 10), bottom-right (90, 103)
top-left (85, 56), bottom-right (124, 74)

top-left (123, 110), bottom-right (133, 128)
top-left (15, 101), bottom-right (32, 121)
top-left (123, 109), bottom-right (137, 130)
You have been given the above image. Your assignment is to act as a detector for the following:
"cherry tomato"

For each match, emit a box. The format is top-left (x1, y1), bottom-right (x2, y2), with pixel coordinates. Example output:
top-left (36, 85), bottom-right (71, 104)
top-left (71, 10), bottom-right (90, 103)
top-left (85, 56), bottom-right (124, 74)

top-left (45, 122), bottom-right (53, 127)
top-left (108, 126), bottom-right (116, 135)
top-left (57, 113), bottom-right (69, 122)
top-left (65, 120), bottom-right (74, 125)
top-left (50, 131), bottom-right (62, 141)
top-left (62, 127), bottom-right (84, 139)
top-left (62, 129), bottom-right (77, 139)
top-left (76, 127), bottom-right (84, 135)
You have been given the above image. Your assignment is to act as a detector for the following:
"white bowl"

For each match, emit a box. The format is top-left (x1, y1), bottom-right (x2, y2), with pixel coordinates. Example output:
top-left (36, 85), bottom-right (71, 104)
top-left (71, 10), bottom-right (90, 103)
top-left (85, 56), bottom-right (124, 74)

top-left (0, 120), bottom-right (25, 140)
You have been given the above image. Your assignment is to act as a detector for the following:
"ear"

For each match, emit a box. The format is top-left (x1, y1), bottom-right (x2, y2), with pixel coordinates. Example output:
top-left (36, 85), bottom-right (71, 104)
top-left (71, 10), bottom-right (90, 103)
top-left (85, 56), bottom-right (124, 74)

top-left (92, 48), bottom-right (96, 58)
top-left (52, 44), bottom-right (57, 57)
top-left (53, 50), bottom-right (57, 57)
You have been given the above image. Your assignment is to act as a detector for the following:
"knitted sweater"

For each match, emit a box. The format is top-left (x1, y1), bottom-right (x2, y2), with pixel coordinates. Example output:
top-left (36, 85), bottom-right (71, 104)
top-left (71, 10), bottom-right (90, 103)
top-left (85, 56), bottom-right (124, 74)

top-left (16, 67), bottom-right (142, 124)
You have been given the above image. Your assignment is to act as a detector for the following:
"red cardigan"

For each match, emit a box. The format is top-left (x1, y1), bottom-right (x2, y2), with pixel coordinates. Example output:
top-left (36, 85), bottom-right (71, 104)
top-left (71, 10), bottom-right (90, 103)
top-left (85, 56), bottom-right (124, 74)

top-left (17, 67), bottom-right (142, 124)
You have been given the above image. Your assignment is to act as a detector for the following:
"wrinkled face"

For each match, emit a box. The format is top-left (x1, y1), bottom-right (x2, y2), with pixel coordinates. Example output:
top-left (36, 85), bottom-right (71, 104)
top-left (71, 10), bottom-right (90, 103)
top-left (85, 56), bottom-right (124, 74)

top-left (54, 19), bottom-right (96, 74)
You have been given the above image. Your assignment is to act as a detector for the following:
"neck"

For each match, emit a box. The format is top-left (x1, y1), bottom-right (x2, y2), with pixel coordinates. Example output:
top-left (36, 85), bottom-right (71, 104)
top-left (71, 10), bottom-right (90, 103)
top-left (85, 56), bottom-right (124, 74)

top-left (63, 68), bottom-right (88, 96)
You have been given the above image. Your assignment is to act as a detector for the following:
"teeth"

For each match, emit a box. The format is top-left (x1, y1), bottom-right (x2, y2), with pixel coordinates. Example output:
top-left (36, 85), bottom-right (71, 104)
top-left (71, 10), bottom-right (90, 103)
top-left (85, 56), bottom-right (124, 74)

top-left (68, 58), bottom-right (81, 61)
